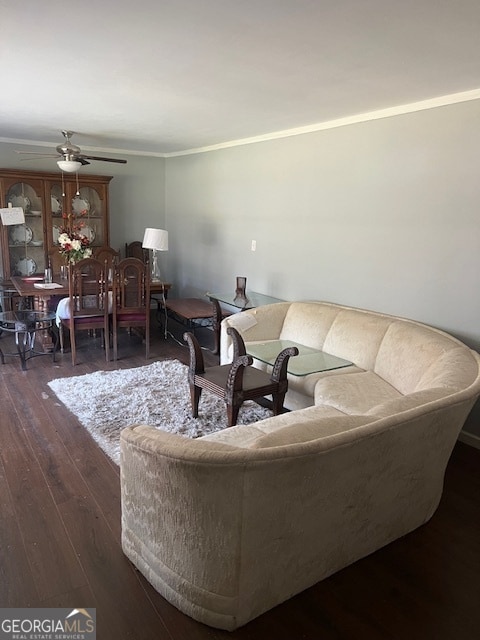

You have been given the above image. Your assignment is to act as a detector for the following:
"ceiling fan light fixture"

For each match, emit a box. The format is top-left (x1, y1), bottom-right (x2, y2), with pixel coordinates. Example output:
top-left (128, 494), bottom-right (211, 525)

top-left (57, 159), bottom-right (82, 173)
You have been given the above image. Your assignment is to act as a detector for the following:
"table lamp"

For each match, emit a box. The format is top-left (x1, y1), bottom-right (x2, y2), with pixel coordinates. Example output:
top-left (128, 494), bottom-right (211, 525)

top-left (142, 228), bottom-right (169, 282)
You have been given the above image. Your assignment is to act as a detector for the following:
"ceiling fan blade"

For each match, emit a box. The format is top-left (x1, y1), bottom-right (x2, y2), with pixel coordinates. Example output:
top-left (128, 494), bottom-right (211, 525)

top-left (15, 150), bottom-right (58, 157)
top-left (78, 157), bottom-right (90, 166)
top-left (19, 156), bottom-right (58, 162)
top-left (80, 154), bottom-right (127, 164)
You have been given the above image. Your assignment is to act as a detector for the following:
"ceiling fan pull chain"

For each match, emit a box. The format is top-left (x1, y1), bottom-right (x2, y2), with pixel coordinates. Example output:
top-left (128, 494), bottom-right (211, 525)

top-left (75, 171), bottom-right (80, 196)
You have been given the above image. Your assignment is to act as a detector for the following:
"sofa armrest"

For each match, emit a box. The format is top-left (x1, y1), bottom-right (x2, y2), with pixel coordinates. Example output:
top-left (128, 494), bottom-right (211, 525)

top-left (220, 302), bottom-right (291, 363)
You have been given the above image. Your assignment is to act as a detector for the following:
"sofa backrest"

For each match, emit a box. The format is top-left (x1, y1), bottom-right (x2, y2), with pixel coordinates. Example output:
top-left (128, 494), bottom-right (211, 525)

top-left (279, 302), bottom-right (339, 348)
top-left (374, 321), bottom-right (479, 394)
top-left (279, 301), bottom-right (480, 395)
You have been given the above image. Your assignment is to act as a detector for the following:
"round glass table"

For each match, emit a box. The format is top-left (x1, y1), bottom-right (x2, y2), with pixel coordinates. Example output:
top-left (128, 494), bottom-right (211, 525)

top-left (0, 309), bottom-right (58, 370)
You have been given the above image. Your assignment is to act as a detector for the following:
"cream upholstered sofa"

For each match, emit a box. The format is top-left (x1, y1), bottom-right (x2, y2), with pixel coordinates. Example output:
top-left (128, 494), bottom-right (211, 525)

top-left (120, 301), bottom-right (480, 631)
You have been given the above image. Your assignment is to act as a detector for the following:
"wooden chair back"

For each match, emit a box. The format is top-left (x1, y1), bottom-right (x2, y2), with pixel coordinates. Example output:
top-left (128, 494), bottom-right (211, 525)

top-left (125, 241), bottom-right (148, 263)
top-left (62, 258), bottom-right (110, 365)
top-left (93, 246), bottom-right (120, 274)
top-left (112, 257), bottom-right (151, 361)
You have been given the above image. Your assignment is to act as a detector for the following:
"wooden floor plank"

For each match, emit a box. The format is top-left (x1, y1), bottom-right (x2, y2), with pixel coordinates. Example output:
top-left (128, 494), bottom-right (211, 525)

top-left (0, 454), bottom-right (39, 606)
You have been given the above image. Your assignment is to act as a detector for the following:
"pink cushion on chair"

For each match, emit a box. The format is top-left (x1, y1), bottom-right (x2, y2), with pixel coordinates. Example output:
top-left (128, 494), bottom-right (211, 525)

top-left (117, 312), bottom-right (146, 322)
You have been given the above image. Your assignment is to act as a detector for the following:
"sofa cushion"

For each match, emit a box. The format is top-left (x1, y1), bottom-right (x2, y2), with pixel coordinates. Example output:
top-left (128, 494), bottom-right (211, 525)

top-left (365, 387), bottom-right (454, 418)
top-left (201, 405), bottom-right (347, 448)
top-left (250, 414), bottom-right (372, 448)
top-left (285, 365), bottom-right (363, 404)
top-left (279, 302), bottom-right (340, 349)
top-left (415, 347), bottom-right (480, 392)
top-left (314, 371), bottom-right (401, 414)
top-left (374, 321), bottom-right (462, 394)
top-left (322, 309), bottom-right (392, 371)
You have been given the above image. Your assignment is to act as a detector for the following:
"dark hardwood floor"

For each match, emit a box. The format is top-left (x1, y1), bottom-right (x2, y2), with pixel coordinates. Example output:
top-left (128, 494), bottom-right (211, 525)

top-left (1, 316), bottom-right (479, 639)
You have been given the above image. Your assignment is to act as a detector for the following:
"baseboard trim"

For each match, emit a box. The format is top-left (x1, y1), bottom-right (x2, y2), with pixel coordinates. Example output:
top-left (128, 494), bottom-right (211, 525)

top-left (458, 430), bottom-right (480, 450)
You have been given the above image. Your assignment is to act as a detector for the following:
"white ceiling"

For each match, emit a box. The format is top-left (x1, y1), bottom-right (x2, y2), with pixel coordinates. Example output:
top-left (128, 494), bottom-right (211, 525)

top-left (1, 0), bottom-right (479, 157)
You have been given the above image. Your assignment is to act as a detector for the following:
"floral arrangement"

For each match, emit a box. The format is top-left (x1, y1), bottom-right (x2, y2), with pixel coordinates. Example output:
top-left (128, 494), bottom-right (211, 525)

top-left (57, 231), bottom-right (92, 264)
top-left (57, 210), bottom-right (92, 264)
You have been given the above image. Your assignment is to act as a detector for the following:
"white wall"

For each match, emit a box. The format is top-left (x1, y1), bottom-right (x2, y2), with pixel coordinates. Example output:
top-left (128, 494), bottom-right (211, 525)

top-left (166, 99), bottom-right (480, 351)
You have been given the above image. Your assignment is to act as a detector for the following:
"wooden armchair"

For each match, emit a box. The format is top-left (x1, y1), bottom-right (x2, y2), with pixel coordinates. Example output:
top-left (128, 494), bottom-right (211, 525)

top-left (59, 258), bottom-right (110, 365)
top-left (183, 327), bottom-right (299, 427)
top-left (112, 257), bottom-right (151, 361)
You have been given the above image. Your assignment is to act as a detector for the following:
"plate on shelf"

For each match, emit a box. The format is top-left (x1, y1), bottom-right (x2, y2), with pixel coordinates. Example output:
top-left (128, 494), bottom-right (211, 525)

top-left (72, 196), bottom-right (90, 215)
top-left (8, 194), bottom-right (30, 212)
top-left (10, 225), bottom-right (33, 244)
top-left (15, 257), bottom-right (37, 276)
top-left (51, 195), bottom-right (62, 215)
top-left (80, 225), bottom-right (95, 243)
top-left (29, 210), bottom-right (42, 216)
top-left (52, 225), bottom-right (62, 244)
top-left (30, 240), bottom-right (43, 246)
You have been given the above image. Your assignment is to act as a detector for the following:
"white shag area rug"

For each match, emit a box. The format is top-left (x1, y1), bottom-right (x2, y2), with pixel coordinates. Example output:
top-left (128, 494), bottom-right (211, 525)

top-left (47, 359), bottom-right (273, 464)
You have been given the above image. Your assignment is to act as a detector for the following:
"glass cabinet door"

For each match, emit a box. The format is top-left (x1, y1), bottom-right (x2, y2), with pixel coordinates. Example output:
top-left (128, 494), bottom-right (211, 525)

top-left (70, 183), bottom-right (106, 248)
top-left (47, 179), bottom-right (107, 253)
top-left (5, 180), bottom-right (45, 276)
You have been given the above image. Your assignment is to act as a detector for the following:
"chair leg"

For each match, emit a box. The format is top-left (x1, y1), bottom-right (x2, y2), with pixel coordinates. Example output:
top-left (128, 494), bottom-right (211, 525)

top-left (271, 391), bottom-right (287, 416)
top-left (104, 327), bottom-right (110, 362)
top-left (70, 326), bottom-right (76, 366)
top-left (190, 383), bottom-right (202, 418)
top-left (112, 321), bottom-right (118, 361)
top-left (226, 401), bottom-right (241, 427)
top-left (145, 323), bottom-right (150, 360)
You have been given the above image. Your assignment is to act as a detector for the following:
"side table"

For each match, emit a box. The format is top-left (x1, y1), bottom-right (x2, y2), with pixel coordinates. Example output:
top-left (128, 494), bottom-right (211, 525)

top-left (207, 291), bottom-right (285, 355)
top-left (0, 310), bottom-right (58, 371)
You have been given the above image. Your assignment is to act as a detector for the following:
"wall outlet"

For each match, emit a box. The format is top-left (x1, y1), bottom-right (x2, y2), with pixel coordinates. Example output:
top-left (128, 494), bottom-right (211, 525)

top-left (251, 240), bottom-right (257, 251)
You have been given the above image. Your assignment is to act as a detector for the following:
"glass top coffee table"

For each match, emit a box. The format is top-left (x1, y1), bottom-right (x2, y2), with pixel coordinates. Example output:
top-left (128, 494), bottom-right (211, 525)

top-left (246, 340), bottom-right (352, 377)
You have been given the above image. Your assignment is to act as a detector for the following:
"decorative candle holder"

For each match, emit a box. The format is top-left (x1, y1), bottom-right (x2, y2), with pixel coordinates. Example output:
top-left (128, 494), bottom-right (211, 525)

top-left (234, 276), bottom-right (249, 305)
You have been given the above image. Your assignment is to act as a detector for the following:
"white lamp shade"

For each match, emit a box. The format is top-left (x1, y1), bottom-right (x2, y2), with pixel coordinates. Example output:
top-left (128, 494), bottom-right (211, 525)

top-left (142, 228), bottom-right (169, 251)
top-left (57, 159), bottom-right (82, 173)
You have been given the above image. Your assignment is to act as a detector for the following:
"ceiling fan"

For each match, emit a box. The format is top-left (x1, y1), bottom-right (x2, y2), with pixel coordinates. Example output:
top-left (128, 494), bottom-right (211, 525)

top-left (16, 130), bottom-right (127, 172)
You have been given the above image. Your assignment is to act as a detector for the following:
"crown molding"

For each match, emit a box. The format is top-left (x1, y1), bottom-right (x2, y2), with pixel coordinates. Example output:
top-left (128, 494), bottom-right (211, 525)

top-left (166, 88), bottom-right (480, 158)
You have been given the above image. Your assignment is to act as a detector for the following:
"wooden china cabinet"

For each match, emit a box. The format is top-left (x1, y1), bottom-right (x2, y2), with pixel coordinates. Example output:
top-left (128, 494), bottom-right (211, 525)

top-left (0, 168), bottom-right (113, 280)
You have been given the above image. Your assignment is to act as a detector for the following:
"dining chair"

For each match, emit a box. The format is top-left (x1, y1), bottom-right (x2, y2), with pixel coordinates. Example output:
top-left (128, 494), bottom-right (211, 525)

top-left (93, 246), bottom-right (120, 277)
top-left (125, 240), bottom-right (148, 263)
top-left (59, 258), bottom-right (110, 365)
top-left (112, 257), bottom-right (151, 361)
top-left (183, 327), bottom-right (299, 427)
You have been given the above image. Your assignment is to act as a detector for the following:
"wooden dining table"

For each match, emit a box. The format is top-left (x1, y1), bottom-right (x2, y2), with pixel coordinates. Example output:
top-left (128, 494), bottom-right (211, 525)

top-left (10, 275), bottom-right (171, 311)
top-left (10, 275), bottom-right (172, 352)
top-left (10, 276), bottom-right (69, 312)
